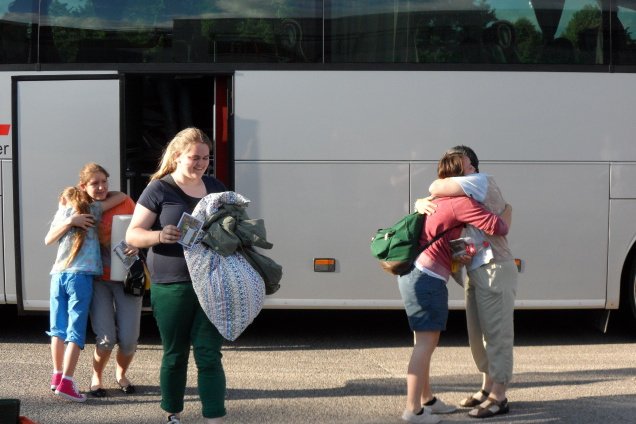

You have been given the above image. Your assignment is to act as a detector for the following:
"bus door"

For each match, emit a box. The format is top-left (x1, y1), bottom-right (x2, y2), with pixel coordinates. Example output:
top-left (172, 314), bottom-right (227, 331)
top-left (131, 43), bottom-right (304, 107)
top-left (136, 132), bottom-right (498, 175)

top-left (13, 75), bottom-right (121, 312)
top-left (122, 74), bottom-right (232, 199)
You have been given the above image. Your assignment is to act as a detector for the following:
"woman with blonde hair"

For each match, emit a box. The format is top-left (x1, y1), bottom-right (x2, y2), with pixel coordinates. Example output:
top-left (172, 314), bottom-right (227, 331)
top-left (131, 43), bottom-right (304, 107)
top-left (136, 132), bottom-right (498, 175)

top-left (126, 127), bottom-right (227, 424)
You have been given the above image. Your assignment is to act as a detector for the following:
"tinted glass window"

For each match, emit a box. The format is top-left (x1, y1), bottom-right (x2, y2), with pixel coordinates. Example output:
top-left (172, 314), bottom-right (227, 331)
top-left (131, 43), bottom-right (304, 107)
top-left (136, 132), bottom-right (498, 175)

top-left (38, 0), bottom-right (321, 63)
top-left (0, 0), bottom-right (614, 65)
top-left (326, 0), bottom-right (605, 64)
top-left (0, 0), bottom-right (37, 63)
top-left (615, 1), bottom-right (636, 65)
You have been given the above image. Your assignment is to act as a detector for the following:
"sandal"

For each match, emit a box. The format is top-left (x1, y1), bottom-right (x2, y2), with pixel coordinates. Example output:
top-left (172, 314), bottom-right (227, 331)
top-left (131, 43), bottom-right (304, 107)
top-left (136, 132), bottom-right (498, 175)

top-left (115, 378), bottom-right (136, 394)
top-left (89, 387), bottom-right (107, 398)
top-left (469, 397), bottom-right (509, 419)
top-left (460, 390), bottom-right (490, 408)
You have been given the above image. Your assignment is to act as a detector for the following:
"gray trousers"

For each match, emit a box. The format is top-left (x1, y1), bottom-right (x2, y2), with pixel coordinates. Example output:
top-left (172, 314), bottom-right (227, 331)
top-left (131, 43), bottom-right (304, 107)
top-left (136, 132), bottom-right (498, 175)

top-left (465, 259), bottom-right (518, 385)
top-left (90, 279), bottom-right (143, 355)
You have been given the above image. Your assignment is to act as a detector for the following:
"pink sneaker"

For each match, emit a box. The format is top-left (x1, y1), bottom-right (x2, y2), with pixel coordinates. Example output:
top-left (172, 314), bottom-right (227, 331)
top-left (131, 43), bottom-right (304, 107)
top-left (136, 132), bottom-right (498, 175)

top-left (55, 377), bottom-right (87, 402)
top-left (50, 372), bottom-right (62, 392)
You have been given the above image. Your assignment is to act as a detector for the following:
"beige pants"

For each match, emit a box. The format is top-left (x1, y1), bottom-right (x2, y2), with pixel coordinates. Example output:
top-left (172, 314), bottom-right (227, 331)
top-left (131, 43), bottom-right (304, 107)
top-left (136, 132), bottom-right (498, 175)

top-left (465, 259), bottom-right (518, 385)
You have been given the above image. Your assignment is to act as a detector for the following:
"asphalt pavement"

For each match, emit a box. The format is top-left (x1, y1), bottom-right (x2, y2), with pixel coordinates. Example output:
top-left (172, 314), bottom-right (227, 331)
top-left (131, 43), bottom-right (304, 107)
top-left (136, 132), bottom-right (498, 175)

top-left (1, 307), bottom-right (635, 424)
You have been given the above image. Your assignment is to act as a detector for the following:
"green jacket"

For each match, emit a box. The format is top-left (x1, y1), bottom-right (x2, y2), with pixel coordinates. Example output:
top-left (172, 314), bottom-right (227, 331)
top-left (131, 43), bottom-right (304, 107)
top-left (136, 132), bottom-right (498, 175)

top-left (200, 204), bottom-right (282, 295)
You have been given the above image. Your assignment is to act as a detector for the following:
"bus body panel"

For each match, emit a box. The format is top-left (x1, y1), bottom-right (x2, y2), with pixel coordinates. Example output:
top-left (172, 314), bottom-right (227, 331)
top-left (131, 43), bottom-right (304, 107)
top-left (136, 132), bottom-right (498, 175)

top-left (234, 71), bottom-right (636, 163)
top-left (610, 164), bottom-right (636, 199)
top-left (608, 199), bottom-right (636, 309)
top-left (0, 69), bottom-right (633, 312)
top-left (235, 160), bottom-right (415, 308)
top-left (419, 162), bottom-right (610, 308)
top-left (15, 76), bottom-right (120, 310)
top-left (235, 71), bottom-right (618, 309)
top-left (234, 160), bottom-right (611, 309)
top-left (2, 160), bottom-right (12, 304)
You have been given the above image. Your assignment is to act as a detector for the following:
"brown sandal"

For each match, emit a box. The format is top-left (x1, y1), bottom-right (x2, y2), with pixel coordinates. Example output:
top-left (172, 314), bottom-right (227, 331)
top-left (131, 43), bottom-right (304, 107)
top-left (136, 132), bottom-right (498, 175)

top-left (469, 397), bottom-right (509, 418)
top-left (460, 390), bottom-right (490, 408)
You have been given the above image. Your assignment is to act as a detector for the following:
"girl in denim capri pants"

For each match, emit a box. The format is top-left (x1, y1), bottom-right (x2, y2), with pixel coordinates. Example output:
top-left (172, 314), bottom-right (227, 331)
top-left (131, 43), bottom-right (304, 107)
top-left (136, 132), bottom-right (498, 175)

top-left (45, 185), bottom-right (125, 402)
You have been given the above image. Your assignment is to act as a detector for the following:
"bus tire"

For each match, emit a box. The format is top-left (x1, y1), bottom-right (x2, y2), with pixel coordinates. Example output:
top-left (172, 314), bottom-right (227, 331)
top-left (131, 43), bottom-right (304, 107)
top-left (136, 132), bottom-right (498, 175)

top-left (620, 257), bottom-right (636, 326)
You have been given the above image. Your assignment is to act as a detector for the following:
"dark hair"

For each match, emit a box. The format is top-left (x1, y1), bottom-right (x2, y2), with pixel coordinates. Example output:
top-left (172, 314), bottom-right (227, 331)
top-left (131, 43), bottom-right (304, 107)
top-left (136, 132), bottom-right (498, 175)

top-left (438, 152), bottom-right (465, 179)
top-left (447, 145), bottom-right (479, 173)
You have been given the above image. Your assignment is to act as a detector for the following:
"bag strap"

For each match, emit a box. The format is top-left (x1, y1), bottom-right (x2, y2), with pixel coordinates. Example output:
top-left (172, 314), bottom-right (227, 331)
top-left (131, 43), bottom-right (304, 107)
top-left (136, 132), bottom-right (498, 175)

top-left (160, 175), bottom-right (199, 212)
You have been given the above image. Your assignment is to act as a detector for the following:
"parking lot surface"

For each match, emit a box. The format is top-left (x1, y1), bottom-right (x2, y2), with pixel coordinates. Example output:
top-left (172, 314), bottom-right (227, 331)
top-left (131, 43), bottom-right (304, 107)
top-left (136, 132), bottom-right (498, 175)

top-left (1, 307), bottom-right (635, 423)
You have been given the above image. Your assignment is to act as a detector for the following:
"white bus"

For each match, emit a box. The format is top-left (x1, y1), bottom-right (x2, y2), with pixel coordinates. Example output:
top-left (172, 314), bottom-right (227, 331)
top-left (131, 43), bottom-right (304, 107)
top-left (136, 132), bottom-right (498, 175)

top-left (1, 0), bottom-right (636, 327)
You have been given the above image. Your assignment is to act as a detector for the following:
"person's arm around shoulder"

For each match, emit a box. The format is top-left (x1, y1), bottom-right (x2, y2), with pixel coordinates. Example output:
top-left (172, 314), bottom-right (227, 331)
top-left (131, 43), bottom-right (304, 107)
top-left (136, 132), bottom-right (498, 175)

top-left (415, 177), bottom-right (472, 216)
top-left (125, 203), bottom-right (181, 249)
top-left (429, 178), bottom-right (465, 197)
top-left (99, 191), bottom-right (127, 211)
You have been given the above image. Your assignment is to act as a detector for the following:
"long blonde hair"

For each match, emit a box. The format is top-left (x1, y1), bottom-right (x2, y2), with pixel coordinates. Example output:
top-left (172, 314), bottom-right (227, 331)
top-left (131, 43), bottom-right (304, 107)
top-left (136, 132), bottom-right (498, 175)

top-left (60, 186), bottom-right (93, 268)
top-left (150, 127), bottom-right (213, 181)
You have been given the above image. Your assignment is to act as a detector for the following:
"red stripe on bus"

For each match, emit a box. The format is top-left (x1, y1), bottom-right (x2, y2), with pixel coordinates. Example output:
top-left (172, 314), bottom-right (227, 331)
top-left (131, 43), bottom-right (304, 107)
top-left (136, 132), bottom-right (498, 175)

top-left (0, 124), bottom-right (10, 136)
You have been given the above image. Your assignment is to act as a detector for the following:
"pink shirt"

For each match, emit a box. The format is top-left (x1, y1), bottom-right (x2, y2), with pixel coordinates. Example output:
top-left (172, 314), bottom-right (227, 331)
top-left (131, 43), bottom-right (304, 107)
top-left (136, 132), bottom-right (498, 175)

top-left (415, 197), bottom-right (508, 281)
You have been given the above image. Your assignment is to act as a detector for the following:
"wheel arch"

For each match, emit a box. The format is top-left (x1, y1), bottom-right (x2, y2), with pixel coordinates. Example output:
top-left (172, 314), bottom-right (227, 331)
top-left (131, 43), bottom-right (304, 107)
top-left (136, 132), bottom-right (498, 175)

top-left (619, 239), bottom-right (636, 322)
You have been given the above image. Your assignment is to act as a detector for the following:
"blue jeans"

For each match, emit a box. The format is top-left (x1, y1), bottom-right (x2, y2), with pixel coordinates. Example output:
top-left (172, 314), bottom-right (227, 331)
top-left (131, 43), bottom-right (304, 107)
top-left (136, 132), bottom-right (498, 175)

top-left (398, 268), bottom-right (449, 332)
top-left (48, 272), bottom-right (93, 349)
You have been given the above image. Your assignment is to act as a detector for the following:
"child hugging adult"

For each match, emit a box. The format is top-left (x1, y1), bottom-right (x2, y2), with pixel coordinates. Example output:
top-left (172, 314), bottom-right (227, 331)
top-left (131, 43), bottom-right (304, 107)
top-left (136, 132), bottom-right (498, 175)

top-left (45, 177), bottom-right (125, 402)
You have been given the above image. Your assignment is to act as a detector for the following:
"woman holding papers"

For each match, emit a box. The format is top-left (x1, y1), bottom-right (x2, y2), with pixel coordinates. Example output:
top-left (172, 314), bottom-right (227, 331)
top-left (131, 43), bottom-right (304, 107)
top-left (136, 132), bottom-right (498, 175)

top-left (126, 127), bottom-right (227, 424)
top-left (66, 163), bottom-right (141, 398)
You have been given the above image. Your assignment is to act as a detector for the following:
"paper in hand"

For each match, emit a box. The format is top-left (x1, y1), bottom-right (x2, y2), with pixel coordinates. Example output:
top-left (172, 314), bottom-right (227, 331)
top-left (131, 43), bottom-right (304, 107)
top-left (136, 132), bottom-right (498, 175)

top-left (176, 212), bottom-right (203, 248)
top-left (113, 240), bottom-right (139, 269)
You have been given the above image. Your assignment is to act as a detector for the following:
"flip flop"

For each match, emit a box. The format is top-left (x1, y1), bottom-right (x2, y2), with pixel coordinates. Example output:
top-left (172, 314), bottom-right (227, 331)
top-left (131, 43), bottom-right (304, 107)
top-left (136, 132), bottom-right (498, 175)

top-left (460, 390), bottom-right (490, 408)
top-left (89, 387), bottom-right (107, 398)
top-left (469, 397), bottom-right (509, 419)
top-left (115, 379), bottom-right (136, 394)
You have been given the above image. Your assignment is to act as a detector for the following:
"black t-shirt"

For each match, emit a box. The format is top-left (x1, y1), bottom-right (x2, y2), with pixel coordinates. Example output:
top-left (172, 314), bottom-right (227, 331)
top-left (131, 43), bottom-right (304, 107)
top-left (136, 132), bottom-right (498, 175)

top-left (137, 175), bottom-right (226, 284)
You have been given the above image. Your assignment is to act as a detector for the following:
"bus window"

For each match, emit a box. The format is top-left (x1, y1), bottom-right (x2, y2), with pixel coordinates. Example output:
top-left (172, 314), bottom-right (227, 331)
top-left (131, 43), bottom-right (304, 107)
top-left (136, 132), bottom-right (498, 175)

top-left (0, 0), bottom-right (37, 64)
top-left (37, 0), bottom-right (322, 64)
top-left (615, 2), bottom-right (636, 65)
top-left (325, 0), bottom-right (605, 65)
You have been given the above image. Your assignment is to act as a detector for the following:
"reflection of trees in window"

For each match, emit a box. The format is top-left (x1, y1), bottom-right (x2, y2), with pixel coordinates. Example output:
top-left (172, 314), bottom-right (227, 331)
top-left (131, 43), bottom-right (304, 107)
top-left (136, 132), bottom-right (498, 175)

top-left (514, 18), bottom-right (541, 63)
top-left (563, 5), bottom-right (600, 47)
top-left (615, 6), bottom-right (636, 64)
top-left (562, 4), bottom-right (601, 63)
top-left (414, 0), bottom-right (496, 63)
top-left (48, 0), bottom-right (97, 62)
top-left (48, 0), bottom-right (165, 63)
top-left (1, 0), bottom-right (37, 63)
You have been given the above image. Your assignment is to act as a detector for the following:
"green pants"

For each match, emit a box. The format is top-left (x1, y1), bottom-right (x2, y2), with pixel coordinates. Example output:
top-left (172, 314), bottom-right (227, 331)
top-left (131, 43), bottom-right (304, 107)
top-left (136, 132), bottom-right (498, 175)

top-left (151, 282), bottom-right (226, 418)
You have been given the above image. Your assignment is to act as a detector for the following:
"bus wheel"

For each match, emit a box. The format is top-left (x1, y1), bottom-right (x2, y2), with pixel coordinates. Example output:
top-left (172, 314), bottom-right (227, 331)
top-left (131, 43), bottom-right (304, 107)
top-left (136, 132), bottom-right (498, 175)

top-left (629, 272), bottom-right (636, 322)
top-left (620, 260), bottom-right (636, 326)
